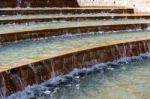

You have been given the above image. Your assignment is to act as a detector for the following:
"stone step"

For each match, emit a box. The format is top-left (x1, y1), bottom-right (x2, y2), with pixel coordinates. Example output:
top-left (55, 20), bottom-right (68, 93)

top-left (0, 8), bottom-right (134, 15)
top-left (0, 14), bottom-right (150, 24)
top-left (0, 19), bottom-right (149, 43)
top-left (0, 30), bottom-right (150, 67)
top-left (0, 31), bottom-right (150, 96)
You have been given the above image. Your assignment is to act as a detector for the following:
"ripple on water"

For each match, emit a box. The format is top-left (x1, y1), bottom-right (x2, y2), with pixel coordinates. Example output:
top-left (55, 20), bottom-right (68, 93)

top-left (0, 30), bottom-right (150, 64)
top-left (5, 54), bottom-right (150, 99)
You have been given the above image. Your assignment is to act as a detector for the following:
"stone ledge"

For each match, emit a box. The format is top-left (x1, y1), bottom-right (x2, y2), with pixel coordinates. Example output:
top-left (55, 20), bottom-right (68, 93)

top-left (0, 36), bottom-right (150, 96)
top-left (0, 8), bottom-right (134, 15)
top-left (0, 22), bottom-right (149, 43)
top-left (1, 14), bottom-right (150, 24)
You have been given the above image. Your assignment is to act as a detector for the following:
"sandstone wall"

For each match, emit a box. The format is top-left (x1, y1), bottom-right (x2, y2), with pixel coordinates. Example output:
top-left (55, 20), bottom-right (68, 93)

top-left (77, 0), bottom-right (150, 13)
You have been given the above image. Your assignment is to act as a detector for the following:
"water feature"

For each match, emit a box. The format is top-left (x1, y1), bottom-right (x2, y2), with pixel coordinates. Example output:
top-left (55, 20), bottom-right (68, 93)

top-left (6, 53), bottom-right (150, 99)
top-left (0, 30), bottom-right (150, 65)
top-left (0, 19), bottom-right (150, 33)
top-left (0, 2), bottom-right (148, 98)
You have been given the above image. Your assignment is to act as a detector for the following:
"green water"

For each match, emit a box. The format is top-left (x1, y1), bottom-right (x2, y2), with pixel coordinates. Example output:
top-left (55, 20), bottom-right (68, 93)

top-left (0, 19), bottom-right (150, 33)
top-left (7, 55), bottom-right (150, 99)
top-left (49, 57), bottom-right (150, 99)
top-left (0, 30), bottom-right (150, 64)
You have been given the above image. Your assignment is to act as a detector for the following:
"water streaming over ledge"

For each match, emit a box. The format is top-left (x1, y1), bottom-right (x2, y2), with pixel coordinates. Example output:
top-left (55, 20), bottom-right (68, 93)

top-left (0, 30), bottom-right (150, 65)
top-left (5, 53), bottom-right (150, 99)
top-left (0, 19), bottom-right (150, 33)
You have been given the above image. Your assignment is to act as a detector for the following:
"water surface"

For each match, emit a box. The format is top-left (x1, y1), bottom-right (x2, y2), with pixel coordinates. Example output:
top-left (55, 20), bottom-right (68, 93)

top-left (7, 55), bottom-right (150, 99)
top-left (50, 57), bottom-right (150, 99)
top-left (0, 19), bottom-right (150, 33)
top-left (0, 30), bottom-right (150, 64)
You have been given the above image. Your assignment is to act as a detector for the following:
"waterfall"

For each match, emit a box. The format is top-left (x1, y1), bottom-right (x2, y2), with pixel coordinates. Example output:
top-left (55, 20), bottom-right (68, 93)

top-left (0, 73), bottom-right (6, 97)
top-left (1, 40), bottom-right (150, 97)
top-left (16, 0), bottom-right (31, 8)
top-left (16, 0), bottom-right (21, 7)
top-left (24, 1), bottom-right (31, 8)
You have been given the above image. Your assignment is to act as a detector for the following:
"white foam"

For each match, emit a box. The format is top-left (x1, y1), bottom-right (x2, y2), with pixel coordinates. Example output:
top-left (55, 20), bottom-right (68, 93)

top-left (5, 53), bottom-right (150, 99)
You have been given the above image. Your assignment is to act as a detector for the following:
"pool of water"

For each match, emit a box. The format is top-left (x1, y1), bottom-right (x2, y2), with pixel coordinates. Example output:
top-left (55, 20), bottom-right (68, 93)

top-left (0, 30), bottom-right (150, 65)
top-left (6, 54), bottom-right (150, 99)
top-left (0, 19), bottom-right (150, 33)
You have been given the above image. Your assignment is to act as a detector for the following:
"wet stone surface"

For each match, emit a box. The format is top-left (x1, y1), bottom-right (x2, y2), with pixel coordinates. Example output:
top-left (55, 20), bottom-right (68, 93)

top-left (0, 30), bottom-right (150, 65)
top-left (0, 19), bottom-right (150, 33)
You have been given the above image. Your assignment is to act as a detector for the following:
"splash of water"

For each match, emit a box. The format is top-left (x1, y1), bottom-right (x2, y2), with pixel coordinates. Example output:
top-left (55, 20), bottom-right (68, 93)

top-left (4, 52), bottom-right (150, 99)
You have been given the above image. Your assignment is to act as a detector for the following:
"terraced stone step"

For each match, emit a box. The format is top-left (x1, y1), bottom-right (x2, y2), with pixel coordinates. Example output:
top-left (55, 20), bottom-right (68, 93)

top-left (1, 14), bottom-right (150, 24)
top-left (0, 30), bottom-right (149, 68)
top-left (0, 30), bottom-right (150, 96)
top-left (0, 19), bottom-right (150, 42)
top-left (0, 8), bottom-right (134, 15)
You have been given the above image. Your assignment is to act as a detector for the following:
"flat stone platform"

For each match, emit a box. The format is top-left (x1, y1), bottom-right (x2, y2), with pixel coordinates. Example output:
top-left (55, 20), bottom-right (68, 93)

top-left (0, 19), bottom-right (150, 42)
top-left (0, 8), bottom-right (134, 15)
top-left (1, 14), bottom-right (150, 24)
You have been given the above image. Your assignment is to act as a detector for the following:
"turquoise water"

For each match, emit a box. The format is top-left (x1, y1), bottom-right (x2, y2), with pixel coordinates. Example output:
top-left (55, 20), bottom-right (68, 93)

top-left (0, 30), bottom-right (150, 64)
top-left (0, 19), bottom-right (150, 33)
top-left (7, 54), bottom-right (150, 99)
top-left (50, 57), bottom-right (150, 99)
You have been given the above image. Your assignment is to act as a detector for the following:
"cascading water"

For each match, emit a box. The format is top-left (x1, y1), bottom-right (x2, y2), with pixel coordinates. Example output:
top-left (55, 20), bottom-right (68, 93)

top-left (0, 74), bottom-right (6, 97)
top-left (16, 0), bottom-right (31, 8)
top-left (16, 0), bottom-right (21, 8)
top-left (0, 19), bottom-right (149, 35)
top-left (0, 2), bottom-right (149, 98)
top-left (24, 1), bottom-right (31, 8)
top-left (0, 30), bottom-right (149, 65)
top-left (5, 53), bottom-right (150, 99)
top-left (0, 34), bottom-right (150, 97)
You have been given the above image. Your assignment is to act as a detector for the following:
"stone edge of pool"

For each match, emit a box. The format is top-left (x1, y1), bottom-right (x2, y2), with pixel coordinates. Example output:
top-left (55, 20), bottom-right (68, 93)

top-left (0, 37), bottom-right (150, 96)
top-left (0, 22), bottom-right (149, 43)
